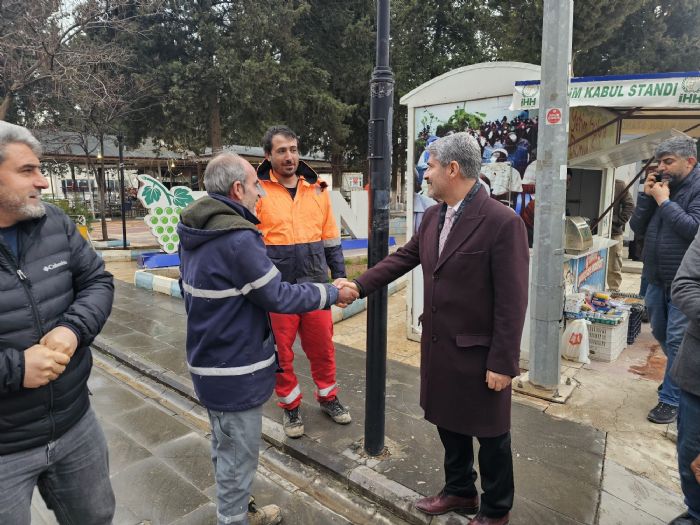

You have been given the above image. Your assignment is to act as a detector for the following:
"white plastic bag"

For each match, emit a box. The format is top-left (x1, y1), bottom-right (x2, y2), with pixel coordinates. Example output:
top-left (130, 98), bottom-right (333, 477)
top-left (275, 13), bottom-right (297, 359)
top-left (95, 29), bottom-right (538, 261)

top-left (561, 319), bottom-right (590, 364)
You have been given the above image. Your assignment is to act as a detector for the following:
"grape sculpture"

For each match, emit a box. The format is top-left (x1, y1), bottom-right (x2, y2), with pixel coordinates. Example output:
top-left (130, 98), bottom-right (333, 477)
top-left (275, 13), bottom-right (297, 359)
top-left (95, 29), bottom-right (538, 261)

top-left (137, 175), bottom-right (199, 254)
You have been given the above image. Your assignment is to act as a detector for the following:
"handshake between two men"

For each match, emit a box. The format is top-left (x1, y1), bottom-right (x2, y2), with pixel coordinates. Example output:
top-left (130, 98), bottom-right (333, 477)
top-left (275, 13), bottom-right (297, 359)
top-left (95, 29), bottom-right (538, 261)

top-left (22, 326), bottom-right (79, 388)
top-left (23, 284), bottom-right (357, 388)
top-left (333, 278), bottom-right (360, 308)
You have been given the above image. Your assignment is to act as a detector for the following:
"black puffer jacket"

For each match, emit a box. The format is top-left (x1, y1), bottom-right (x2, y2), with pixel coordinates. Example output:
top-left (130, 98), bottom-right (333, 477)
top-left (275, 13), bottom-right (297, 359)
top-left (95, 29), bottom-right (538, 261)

top-left (630, 166), bottom-right (700, 287)
top-left (0, 204), bottom-right (114, 454)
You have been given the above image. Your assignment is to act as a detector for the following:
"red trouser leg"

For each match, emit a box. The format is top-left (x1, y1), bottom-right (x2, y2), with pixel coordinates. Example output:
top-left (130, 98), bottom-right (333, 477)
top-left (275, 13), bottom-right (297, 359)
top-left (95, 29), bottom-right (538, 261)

top-left (298, 309), bottom-right (338, 402)
top-left (270, 312), bottom-right (302, 410)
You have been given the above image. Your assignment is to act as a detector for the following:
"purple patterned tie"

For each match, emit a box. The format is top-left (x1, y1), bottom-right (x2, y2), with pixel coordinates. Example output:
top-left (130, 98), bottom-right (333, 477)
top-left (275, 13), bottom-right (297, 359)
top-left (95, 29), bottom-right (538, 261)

top-left (438, 207), bottom-right (456, 256)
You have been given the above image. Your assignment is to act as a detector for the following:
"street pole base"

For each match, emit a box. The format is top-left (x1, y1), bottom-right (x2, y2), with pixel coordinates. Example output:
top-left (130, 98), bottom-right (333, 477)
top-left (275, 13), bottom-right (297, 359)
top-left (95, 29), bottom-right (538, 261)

top-left (351, 438), bottom-right (391, 461)
top-left (513, 371), bottom-right (578, 404)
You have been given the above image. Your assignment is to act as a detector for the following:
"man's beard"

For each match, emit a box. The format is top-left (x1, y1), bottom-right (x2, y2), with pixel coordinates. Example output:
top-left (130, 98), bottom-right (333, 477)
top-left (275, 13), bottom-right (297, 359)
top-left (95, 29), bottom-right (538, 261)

top-left (0, 191), bottom-right (46, 220)
top-left (667, 173), bottom-right (683, 189)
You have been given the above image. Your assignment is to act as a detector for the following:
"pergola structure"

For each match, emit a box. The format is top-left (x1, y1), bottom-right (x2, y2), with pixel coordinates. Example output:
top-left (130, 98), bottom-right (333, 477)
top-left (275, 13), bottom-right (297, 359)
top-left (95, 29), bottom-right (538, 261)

top-left (37, 130), bottom-right (332, 197)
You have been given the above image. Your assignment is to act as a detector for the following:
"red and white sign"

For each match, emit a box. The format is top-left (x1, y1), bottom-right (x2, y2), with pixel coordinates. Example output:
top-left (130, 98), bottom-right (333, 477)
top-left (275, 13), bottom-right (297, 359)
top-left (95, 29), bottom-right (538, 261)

top-left (546, 108), bottom-right (563, 125)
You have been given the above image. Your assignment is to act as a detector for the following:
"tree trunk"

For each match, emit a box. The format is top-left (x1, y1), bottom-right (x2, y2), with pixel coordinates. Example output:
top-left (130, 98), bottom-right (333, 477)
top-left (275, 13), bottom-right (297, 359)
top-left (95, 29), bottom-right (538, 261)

top-left (196, 161), bottom-right (204, 191)
top-left (209, 91), bottom-right (223, 154)
top-left (330, 151), bottom-right (344, 191)
top-left (70, 164), bottom-right (77, 205)
top-left (0, 92), bottom-right (13, 121)
top-left (97, 135), bottom-right (109, 241)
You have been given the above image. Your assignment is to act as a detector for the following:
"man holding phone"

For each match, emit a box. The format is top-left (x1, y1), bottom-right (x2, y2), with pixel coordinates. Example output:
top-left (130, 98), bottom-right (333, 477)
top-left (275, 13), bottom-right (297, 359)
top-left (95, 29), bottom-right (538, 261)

top-left (630, 136), bottom-right (700, 425)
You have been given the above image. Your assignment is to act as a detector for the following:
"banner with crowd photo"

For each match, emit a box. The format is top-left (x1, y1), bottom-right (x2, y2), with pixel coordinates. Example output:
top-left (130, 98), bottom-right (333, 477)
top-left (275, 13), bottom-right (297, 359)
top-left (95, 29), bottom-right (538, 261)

top-left (511, 72), bottom-right (700, 111)
top-left (413, 99), bottom-right (538, 193)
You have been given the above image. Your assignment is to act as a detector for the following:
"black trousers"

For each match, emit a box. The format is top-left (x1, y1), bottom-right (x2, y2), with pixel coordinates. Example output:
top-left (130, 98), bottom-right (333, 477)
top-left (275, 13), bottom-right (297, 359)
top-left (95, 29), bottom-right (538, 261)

top-left (437, 426), bottom-right (514, 518)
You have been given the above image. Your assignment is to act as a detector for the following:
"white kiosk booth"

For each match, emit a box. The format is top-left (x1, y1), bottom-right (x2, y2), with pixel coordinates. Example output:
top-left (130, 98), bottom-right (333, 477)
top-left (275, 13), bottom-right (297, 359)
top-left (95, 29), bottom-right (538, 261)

top-left (400, 61), bottom-right (542, 342)
top-left (401, 63), bottom-right (700, 362)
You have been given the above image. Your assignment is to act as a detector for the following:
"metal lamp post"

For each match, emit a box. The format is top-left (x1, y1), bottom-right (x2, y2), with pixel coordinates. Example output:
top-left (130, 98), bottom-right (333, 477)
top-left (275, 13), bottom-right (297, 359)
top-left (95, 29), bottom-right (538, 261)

top-left (365, 0), bottom-right (394, 457)
top-left (117, 134), bottom-right (128, 249)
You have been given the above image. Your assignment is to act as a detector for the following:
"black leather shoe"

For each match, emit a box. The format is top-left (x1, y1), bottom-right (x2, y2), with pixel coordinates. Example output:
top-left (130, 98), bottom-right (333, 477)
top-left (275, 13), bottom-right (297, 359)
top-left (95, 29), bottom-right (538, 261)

top-left (415, 492), bottom-right (479, 515)
top-left (669, 511), bottom-right (700, 525)
top-left (469, 512), bottom-right (510, 525)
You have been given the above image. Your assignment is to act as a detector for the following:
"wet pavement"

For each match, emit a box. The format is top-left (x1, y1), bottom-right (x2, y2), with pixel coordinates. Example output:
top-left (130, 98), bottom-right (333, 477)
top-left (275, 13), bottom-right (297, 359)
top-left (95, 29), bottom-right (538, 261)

top-left (30, 363), bottom-right (407, 525)
top-left (79, 280), bottom-right (684, 525)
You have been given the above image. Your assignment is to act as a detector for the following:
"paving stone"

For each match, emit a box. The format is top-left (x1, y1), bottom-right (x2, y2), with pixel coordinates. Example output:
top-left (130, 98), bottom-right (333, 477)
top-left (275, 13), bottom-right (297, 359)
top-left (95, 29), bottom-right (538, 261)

top-left (510, 495), bottom-right (587, 525)
top-left (88, 378), bottom-right (148, 417)
top-left (99, 320), bottom-right (131, 338)
top-left (100, 420), bottom-right (152, 475)
top-left (373, 407), bottom-right (445, 496)
top-left (601, 459), bottom-right (685, 523)
top-left (597, 491), bottom-right (665, 525)
top-left (204, 483), bottom-right (217, 501)
top-left (512, 404), bottom-right (606, 488)
top-left (152, 330), bottom-right (188, 348)
top-left (144, 346), bottom-right (190, 376)
top-left (112, 503), bottom-right (143, 525)
top-left (153, 433), bottom-right (215, 491)
top-left (110, 457), bottom-right (210, 524)
top-left (107, 331), bottom-right (174, 351)
top-left (111, 403), bottom-right (192, 449)
top-left (512, 448), bottom-right (599, 525)
top-left (170, 502), bottom-right (217, 525)
top-left (124, 318), bottom-right (175, 338)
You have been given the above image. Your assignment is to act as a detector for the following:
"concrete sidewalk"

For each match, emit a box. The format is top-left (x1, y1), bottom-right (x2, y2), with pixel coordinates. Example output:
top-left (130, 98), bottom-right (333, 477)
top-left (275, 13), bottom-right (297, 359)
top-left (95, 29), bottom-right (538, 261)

top-left (90, 280), bottom-right (686, 524)
top-left (31, 360), bottom-right (408, 525)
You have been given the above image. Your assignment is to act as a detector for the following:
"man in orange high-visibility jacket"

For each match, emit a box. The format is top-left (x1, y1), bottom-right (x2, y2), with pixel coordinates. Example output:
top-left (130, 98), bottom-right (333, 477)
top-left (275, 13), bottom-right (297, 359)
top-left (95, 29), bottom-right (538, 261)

top-left (256, 125), bottom-right (351, 438)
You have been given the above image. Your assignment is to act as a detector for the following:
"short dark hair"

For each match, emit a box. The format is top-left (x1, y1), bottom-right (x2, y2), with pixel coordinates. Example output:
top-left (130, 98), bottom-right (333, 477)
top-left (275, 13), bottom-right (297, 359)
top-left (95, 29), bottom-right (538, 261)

top-left (262, 125), bottom-right (297, 155)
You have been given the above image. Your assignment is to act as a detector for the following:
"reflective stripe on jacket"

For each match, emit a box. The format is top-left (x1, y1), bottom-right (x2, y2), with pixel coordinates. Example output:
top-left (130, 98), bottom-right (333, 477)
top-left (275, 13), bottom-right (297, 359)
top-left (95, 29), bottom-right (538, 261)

top-left (256, 160), bottom-right (345, 283)
top-left (177, 194), bottom-right (338, 412)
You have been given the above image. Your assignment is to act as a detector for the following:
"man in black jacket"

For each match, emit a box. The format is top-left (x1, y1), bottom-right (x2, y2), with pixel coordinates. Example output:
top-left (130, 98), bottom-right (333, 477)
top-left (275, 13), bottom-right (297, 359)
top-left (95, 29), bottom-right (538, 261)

top-left (0, 121), bottom-right (115, 524)
top-left (669, 229), bottom-right (700, 525)
top-left (630, 136), bottom-right (700, 425)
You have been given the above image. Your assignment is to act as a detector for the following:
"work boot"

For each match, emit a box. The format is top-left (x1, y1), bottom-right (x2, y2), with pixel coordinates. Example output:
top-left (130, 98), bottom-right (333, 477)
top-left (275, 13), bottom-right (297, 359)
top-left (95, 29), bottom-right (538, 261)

top-left (283, 407), bottom-right (304, 438)
top-left (320, 397), bottom-right (352, 424)
top-left (647, 401), bottom-right (678, 424)
top-left (248, 496), bottom-right (282, 525)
